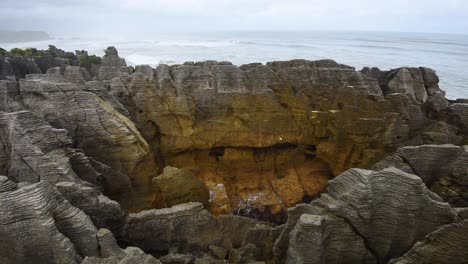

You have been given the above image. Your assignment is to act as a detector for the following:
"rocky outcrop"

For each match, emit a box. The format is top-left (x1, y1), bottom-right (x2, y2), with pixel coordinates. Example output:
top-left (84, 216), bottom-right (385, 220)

top-left (0, 46), bottom-right (102, 81)
top-left (119, 202), bottom-right (282, 263)
top-left (15, 73), bottom-right (159, 209)
top-left (82, 229), bottom-right (160, 264)
top-left (56, 182), bottom-right (123, 232)
top-left (0, 46), bottom-right (467, 263)
top-left (119, 202), bottom-right (258, 253)
top-left (0, 56), bottom-right (15, 80)
top-left (0, 110), bottom-right (99, 185)
top-left (0, 110), bottom-right (124, 231)
top-left (389, 220), bottom-right (468, 264)
top-left (99, 47), bottom-right (128, 80)
top-left (7, 56), bottom-right (42, 79)
top-left (100, 55), bottom-right (465, 219)
top-left (275, 167), bottom-right (459, 263)
top-left (152, 166), bottom-right (210, 208)
top-left (451, 103), bottom-right (468, 134)
top-left (0, 176), bottom-right (157, 264)
top-left (287, 214), bottom-right (375, 264)
top-left (4, 47), bottom-right (464, 220)
top-left (372, 144), bottom-right (468, 207)
top-left (0, 177), bottom-right (99, 264)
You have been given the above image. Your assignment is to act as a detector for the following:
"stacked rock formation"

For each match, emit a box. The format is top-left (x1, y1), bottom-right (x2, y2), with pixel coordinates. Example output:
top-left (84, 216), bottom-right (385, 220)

top-left (0, 46), bottom-right (467, 263)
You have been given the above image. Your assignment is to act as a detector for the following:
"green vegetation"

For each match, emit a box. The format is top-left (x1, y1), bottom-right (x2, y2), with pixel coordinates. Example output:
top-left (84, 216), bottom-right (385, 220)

top-left (4, 47), bottom-right (46, 57)
top-left (24, 48), bottom-right (45, 56)
top-left (78, 55), bottom-right (102, 66)
top-left (1, 45), bottom-right (102, 67)
top-left (9, 48), bottom-right (25, 56)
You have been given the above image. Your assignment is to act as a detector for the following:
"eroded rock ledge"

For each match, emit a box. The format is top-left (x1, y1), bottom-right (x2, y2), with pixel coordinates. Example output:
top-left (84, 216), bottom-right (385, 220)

top-left (0, 46), bottom-right (467, 263)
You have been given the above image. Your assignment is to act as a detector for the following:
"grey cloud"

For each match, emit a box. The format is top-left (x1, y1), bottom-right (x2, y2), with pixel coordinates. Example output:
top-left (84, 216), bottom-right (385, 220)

top-left (0, 0), bottom-right (467, 35)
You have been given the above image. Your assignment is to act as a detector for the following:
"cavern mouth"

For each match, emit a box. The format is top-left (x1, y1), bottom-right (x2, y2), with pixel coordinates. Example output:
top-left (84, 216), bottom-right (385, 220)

top-left (163, 143), bottom-right (333, 224)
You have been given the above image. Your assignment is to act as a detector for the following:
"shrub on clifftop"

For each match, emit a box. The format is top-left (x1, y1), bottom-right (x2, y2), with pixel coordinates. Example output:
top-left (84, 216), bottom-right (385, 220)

top-left (9, 48), bottom-right (25, 56)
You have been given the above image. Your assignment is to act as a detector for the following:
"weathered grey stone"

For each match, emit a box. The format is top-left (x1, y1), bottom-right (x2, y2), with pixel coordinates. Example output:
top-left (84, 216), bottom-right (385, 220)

top-left (454, 208), bottom-right (468, 219)
top-left (64, 66), bottom-right (92, 84)
top-left (104, 47), bottom-right (119, 56)
top-left (242, 223), bottom-right (283, 263)
top-left (34, 54), bottom-right (66, 73)
top-left (0, 175), bottom-right (17, 192)
top-left (152, 166), bottom-right (210, 208)
top-left (389, 220), bottom-right (468, 264)
top-left (273, 204), bottom-right (316, 261)
top-left (430, 151), bottom-right (468, 207)
top-left (97, 228), bottom-right (126, 259)
top-left (0, 111), bottom-right (97, 185)
top-left (135, 65), bottom-right (155, 81)
top-left (451, 103), bottom-right (468, 133)
top-left (421, 121), bottom-right (463, 145)
top-left (385, 68), bottom-right (428, 103)
top-left (0, 80), bottom-right (22, 111)
top-left (0, 178), bottom-right (99, 264)
top-left (120, 247), bottom-right (160, 264)
top-left (159, 254), bottom-right (193, 264)
top-left (56, 182), bottom-right (123, 232)
top-left (373, 144), bottom-right (463, 185)
top-left (0, 56), bottom-right (15, 80)
top-left (372, 144), bottom-right (468, 207)
top-left (81, 246), bottom-right (160, 264)
top-left (286, 214), bottom-right (375, 264)
top-left (194, 255), bottom-right (225, 264)
top-left (17, 74), bottom-right (158, 209)
top-left (102, 47), bottom-right (126, 68)
top-left (208, 245), bottom-right (228, 260)
top-left (308, 167), bottom-right (458, 263)
top-left (228, 243), bottom-right (263, 264)
top-left (120, 202), bottom-right (258, 254)
top-left (8, 56), bottom-right (42, 79)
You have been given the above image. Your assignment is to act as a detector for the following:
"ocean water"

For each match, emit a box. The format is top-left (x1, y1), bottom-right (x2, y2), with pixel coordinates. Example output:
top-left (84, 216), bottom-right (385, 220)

top-left (2, 31), bottom-right (467, 99)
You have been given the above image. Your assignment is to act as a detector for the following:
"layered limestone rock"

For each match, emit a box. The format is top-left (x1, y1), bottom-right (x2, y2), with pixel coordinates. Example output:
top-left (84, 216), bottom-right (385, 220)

top-left (98, 53), bottom-right (464, 219)
top-left (1, 46), bottom-right (468, 262)
top-left (118, 165), bottom-right (465, 263)
top-left (0, 110), bottom-right (123, 231)
top-left (287, 214), bottom-right (375, 264)
top-left (0, 176), bottom-right (157, 264)
top-left (0, 177), bottom-right (99, 264)
top-left (119, 202), bottom-right (280, 261)
top-left (82, 229), bottom-right (160, 264)
top-left (275, 167), bottom-right (459, 263)
top-left (372, 144), bottom-right (468, 207)
top-left (389, 220), bottom-right (468, 264)
top-left (0, 110), bottom-right (99, 185)
top-left (0, 56), bottom-right (15, 80)
top-left (5, 47), bottom-right (463, 220)
top-left (14, 72), bottom-right (158, 209)
top-left (56, 182), bottom-right (123, 233)
top-left (98, 47), bottom-right (128, 81)
top-left (152, 166), bottom-right (210, 208)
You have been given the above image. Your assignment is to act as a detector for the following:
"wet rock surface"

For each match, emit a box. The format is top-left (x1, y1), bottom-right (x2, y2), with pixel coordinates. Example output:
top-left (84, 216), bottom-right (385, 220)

top-left (0, 46), bottom-right (467, 263)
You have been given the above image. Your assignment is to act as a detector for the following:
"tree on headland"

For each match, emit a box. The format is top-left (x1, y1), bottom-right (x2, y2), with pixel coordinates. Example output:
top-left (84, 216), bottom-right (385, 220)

top-left (9, 48), bottom-right (25, 56)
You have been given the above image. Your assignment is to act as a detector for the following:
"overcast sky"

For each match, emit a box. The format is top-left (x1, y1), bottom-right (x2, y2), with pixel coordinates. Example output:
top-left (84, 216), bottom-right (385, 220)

top-left (1, 0), bottom-right (468, 36)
